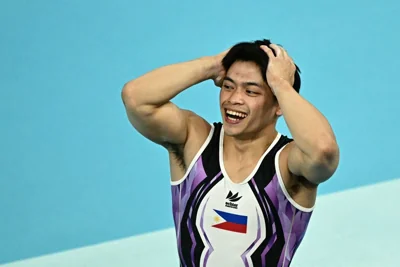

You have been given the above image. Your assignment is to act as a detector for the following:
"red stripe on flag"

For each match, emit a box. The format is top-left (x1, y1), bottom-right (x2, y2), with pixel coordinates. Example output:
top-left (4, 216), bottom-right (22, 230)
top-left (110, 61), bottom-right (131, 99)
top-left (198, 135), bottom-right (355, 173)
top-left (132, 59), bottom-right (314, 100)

top-left (212, 222), bottom-right (247, 233)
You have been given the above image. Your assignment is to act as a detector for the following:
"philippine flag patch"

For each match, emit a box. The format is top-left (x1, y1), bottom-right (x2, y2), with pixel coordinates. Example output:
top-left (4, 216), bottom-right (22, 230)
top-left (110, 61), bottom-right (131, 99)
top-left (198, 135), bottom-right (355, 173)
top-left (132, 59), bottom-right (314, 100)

top-left (212, 209), bottom-right (248, 234)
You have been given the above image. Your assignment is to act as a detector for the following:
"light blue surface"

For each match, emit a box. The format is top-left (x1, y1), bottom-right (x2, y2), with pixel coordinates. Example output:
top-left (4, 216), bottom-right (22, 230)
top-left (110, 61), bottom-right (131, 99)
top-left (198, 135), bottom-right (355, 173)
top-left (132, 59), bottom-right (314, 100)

top-left (1, 0), bottom-right (400, 264)
top-left (2, 179), bottom-right (400, 267)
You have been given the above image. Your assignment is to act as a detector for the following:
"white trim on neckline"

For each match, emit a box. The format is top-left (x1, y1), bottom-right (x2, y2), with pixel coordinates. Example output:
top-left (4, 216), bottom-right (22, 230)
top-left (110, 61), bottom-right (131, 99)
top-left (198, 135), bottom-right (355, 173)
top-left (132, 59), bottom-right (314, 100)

top-left (219, 126), bottom-right (282, 185)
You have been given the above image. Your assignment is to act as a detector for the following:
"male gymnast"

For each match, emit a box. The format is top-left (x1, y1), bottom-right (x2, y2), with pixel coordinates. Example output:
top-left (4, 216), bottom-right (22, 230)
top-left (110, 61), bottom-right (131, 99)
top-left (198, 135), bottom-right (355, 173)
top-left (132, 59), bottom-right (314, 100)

top-left (121, 39), bottom-right (340, 267)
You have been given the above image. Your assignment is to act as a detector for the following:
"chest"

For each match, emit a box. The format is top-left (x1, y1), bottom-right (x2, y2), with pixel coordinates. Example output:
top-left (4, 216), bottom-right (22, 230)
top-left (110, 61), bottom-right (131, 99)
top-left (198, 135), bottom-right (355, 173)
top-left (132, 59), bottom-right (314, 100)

top-left (197, 179), bottom-right (267, 254)
top-left (223, 159), bottom-right (258, 184)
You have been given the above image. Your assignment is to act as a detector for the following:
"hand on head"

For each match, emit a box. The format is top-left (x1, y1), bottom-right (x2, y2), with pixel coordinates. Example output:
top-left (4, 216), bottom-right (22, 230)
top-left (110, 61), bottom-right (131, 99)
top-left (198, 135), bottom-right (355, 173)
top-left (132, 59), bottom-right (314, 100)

top-left (211, 48), bottom-right (230, 87)
top-left (260, 44), bottom-right (296, 94)
top-left (210, 43), bottom-right (296, 91)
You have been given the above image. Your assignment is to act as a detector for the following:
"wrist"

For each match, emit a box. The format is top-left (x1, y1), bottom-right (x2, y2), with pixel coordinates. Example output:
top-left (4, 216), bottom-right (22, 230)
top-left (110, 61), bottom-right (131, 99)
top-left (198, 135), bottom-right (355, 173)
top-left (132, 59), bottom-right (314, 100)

top-left (269, 78), bottom-right (292, 95)
top-left (199, 56), bottom-right (223, 80)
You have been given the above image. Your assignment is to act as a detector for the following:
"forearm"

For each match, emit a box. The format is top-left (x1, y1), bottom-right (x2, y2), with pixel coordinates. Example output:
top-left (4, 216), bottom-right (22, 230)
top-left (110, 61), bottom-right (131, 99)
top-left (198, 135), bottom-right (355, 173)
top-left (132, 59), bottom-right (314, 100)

top-left (274, 81), bottom-right (337, 159)
top-left (122, 57), bottom-right (217, 108)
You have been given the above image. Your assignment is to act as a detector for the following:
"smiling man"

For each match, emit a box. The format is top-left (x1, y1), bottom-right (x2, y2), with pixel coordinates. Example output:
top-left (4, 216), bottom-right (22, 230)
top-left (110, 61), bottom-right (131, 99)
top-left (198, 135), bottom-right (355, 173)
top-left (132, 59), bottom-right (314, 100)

top-left (121, 39), bottom-right (340, 267)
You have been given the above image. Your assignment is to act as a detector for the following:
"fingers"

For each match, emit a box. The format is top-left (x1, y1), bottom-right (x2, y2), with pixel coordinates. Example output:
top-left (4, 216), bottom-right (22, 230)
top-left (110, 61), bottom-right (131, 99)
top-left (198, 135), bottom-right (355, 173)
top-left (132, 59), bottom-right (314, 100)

top-left (261, 44), bottom-right (290, 59)
top-left (260, 45), bottom-right (276, 58)
top-left (270, 44), bottom-right (285, 57)
top-left (260, 43), bottom-right (295, 70)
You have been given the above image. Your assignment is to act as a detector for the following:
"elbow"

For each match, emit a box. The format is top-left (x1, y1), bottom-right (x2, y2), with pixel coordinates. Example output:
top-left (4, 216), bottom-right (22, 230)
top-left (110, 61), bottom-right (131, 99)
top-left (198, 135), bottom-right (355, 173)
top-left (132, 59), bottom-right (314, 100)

top-left (121, 82), bottom-right (138, 109)
top-left (319, 138), bottom-right (339, 159)
top-left (311, 138), bottom-right (340, 183)
top-left (121, 82), bottom-right (155, 117)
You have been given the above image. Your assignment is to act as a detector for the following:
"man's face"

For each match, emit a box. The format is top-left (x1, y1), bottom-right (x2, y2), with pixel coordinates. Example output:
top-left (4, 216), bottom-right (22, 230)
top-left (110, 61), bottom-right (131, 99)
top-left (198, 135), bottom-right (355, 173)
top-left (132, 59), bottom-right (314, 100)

top-left (219, 61), bottom-right (280, 138)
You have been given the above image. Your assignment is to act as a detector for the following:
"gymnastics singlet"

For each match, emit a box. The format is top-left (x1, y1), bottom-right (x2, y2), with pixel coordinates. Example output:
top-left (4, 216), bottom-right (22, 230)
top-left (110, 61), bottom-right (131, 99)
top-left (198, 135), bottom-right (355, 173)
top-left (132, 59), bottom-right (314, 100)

top-left (171, 123), bottom-right (314, 267)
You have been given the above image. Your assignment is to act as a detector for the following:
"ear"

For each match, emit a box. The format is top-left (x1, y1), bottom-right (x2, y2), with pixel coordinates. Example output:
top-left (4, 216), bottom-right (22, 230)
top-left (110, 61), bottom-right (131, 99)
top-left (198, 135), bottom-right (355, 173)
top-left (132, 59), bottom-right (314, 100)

top-left (275, 105), bottom-right (283, 116)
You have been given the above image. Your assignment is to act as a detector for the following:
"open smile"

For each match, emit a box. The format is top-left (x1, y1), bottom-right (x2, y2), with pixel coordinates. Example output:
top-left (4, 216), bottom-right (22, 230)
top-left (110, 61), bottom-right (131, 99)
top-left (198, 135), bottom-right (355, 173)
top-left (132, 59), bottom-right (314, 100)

top-left (224, 109), bottom-right (248, 124)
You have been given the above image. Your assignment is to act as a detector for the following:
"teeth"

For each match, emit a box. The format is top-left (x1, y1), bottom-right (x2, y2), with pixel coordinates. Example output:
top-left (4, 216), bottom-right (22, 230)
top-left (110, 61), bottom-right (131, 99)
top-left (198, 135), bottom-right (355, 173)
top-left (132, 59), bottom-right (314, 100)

top-left (226, 110), bottom-right (247, 118)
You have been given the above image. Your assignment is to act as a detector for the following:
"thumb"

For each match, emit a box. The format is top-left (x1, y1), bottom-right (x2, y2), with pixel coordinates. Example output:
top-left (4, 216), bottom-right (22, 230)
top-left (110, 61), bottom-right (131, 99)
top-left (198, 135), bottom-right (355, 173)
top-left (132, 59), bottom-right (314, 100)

top-left (214, 71), bottom-right (226, 87)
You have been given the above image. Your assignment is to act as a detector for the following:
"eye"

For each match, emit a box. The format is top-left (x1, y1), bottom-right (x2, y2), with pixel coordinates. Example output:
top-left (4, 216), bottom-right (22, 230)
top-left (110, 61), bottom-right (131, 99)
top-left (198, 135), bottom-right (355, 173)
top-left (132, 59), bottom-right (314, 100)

top-left (246, 89), bottom-right (258, 95)
top-left (223, 84), bottom-right (233, 90)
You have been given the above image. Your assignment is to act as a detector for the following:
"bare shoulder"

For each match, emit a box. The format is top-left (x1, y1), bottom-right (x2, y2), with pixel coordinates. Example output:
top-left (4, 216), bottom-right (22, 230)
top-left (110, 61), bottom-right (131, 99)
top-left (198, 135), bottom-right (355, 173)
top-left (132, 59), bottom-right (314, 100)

top-left (277, 142), bottom-right (318, 209)
top-left (168, 110), bottom-right (212, 182)
top-left (184, 109), bottom-right (212, 155)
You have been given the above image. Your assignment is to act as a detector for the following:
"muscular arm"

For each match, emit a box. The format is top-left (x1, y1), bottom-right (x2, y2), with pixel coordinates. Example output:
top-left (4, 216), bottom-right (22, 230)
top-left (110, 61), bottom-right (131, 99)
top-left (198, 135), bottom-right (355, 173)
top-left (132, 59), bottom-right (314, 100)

top-left (275, 81), bottom-right (340, 184)
top-left (260, 44), bottom-right (339, 185)
top-left (121, 56), bottom-right (220, 147)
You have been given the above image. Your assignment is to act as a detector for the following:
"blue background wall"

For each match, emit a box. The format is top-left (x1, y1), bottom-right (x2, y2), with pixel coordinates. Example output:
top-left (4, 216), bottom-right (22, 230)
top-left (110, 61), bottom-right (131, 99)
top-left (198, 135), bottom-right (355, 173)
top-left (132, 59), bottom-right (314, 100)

top-left (1, 0), bottom-right (400, 264)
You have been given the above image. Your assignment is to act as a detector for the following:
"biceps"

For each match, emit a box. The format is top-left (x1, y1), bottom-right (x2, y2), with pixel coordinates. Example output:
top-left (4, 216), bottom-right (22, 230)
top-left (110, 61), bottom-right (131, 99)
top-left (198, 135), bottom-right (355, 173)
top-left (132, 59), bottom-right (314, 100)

top-left (125, 101), bottom-right (189, 146)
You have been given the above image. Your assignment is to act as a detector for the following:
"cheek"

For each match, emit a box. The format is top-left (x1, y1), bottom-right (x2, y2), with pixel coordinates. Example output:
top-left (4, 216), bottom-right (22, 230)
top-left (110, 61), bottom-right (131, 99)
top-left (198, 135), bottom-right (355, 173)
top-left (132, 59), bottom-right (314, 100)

top-left (219, 90), bottom-right (226, 105)
top-left (251, 102), bottom-right (273, 121)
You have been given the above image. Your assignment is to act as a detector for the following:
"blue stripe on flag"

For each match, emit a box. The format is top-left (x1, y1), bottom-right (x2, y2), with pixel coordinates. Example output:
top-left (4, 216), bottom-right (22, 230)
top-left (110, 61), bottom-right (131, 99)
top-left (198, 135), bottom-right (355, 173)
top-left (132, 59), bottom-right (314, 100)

top-left (214, 209), bottom-right (247, 225)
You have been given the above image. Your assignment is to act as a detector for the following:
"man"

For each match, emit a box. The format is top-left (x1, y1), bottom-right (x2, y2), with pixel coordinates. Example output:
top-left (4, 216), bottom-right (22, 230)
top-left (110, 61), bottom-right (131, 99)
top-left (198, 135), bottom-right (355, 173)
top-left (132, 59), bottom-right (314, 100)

top-left (121, 39), bottom-right (339, 267)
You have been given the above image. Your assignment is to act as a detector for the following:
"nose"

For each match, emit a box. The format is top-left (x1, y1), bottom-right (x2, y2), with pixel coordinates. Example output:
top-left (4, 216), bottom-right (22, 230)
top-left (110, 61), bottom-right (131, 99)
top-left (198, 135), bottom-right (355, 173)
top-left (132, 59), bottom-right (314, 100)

top-left (227, 88), bottom-right (244, 105)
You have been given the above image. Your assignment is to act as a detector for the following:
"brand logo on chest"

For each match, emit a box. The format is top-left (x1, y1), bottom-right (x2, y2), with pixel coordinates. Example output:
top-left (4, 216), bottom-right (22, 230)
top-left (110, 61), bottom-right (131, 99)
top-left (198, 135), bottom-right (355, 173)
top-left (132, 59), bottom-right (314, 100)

top-left (225, 191), bottom-right (242, 209)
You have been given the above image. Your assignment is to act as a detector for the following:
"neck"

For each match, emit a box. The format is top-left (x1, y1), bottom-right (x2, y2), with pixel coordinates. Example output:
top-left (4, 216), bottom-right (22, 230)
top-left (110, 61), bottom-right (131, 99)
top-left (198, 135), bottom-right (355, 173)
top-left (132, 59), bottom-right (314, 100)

top-left (223, 125), bottom-right (279, 162)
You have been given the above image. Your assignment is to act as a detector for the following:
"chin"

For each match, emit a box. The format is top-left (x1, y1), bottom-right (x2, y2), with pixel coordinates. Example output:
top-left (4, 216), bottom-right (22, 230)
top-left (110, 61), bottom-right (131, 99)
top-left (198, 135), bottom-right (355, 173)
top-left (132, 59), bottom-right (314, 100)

top-left (220, 109), bottom-right (253, 137)
top-left (222, 124), bottom-right (238, 136)
top-left (222, 119), bottom-right (247, 137)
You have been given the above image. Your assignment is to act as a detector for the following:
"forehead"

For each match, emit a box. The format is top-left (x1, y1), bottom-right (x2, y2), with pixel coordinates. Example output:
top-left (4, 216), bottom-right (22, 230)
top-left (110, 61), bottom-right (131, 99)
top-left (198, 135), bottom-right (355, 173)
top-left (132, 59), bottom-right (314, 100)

top-left (226, 61), bottom-right (263, 82)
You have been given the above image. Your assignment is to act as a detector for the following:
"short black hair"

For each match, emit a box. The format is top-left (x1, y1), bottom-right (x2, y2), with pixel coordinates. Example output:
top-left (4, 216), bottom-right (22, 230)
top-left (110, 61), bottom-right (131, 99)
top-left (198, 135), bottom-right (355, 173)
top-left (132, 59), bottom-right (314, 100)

top-left (221, 39), bottom-right (301, 93)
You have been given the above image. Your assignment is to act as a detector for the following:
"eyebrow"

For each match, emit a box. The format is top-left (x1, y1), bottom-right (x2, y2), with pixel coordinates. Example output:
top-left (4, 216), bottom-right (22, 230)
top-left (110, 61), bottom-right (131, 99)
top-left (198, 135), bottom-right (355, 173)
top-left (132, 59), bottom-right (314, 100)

top-left (224, 76), bottom-right (262, 88)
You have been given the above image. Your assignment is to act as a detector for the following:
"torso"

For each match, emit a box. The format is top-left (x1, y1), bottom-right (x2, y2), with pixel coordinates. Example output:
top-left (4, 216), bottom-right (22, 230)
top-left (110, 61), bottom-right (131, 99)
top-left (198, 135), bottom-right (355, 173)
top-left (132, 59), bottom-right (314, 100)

top-left (170, 122), bottom-right (315, 267)
top-left (223, 158), bottom-right (258, 184)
